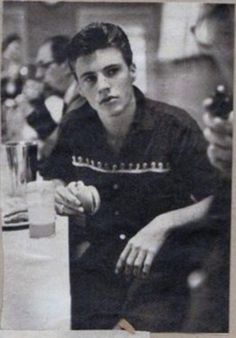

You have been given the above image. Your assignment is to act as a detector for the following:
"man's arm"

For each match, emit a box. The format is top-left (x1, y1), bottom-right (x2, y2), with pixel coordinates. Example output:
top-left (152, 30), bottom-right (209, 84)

top-left (115, 195), bottom-right (213, 277)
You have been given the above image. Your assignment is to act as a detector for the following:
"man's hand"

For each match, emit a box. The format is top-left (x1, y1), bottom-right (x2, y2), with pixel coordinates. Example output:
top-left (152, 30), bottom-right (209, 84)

top-left (203, 111), bottom-right (233, 178)
top-left (115, 224), bottom-right (167, 278)
top-left (55, 182), bottom-right (84, 216)
top-left (23, 79), bottom-right (44, 101)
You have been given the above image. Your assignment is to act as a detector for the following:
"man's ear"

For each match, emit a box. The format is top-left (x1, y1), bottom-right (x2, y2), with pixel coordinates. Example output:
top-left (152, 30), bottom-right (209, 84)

top-left (77, 81), bottom-right (84, 97)
top-left (129, 63), bottom-right (136, 83)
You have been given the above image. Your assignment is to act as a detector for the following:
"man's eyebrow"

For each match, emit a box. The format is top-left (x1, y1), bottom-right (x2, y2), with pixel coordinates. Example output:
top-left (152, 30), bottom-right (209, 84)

top-left (80, 71), bottom-right (96, 79)
top-left (104, 63), bottom-right (121, 70)
top-left (80, 64), bottom-right (121, 78)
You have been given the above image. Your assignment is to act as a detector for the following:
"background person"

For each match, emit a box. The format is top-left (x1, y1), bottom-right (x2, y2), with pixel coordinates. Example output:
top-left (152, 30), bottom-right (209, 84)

top-left (22, 35), bottom-right (84, 159)
top-left (1, 34), bottom-right (24, 103)
top-left (41, 22), bottom-right (219, 331)
top-left (183, 4), bottom-right (234, 332)
top-left (1, 34), bottom-right (26, 142)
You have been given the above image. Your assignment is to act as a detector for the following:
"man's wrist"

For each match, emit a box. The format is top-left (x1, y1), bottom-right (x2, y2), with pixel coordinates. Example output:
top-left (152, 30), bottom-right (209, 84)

top-left (53, 179), bottom-right (66, 189)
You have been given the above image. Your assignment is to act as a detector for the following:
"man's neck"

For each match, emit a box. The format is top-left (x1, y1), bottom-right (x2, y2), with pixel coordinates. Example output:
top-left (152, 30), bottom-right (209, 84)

top-left (105, 94), bottom-right (136, 153)
top-left (107, 94), bottom-right (136, 135)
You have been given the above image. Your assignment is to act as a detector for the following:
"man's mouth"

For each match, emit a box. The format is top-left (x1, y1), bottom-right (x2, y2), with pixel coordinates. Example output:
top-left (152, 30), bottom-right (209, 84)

top-left (100, 96), bottom-right (118, 105)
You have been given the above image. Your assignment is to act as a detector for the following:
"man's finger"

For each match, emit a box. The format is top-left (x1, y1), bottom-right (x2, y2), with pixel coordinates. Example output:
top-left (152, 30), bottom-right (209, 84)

top-left (133, 250), bottom-right (147, 277)
top-left (203, 113), bottom-right (233, 135)
top-left (56, 186), bottom-right (81, 209)
top-left (55, 193), bottom-right (81, 213)
top-left (124, 247), bottom-right (139, 275)
top-left (142, 251), bottom-right (155, 277)
top-left (55, 203), bottom-right (81, 216)
top-left (55, 191), bottom-right (79, 209)
top-left (67, 182), bottom-right (83, 199)
top-left (115, 244), bottom-right (132, 274)
top-left (204, 128), bottom-right (232, 149)
top-left (208, 144), bottom-right (232, 163)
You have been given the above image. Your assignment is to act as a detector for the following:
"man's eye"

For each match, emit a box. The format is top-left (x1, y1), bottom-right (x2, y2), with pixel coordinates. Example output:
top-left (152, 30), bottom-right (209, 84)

top-left (83, 76), bottom-right (96, 84)
top-left (106, 67), bottom-right (119, 77)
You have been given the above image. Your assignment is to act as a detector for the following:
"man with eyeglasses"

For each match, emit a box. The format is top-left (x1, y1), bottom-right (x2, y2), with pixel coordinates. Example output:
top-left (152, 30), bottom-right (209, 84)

top-left (23, 35), bottom-right (84, 159)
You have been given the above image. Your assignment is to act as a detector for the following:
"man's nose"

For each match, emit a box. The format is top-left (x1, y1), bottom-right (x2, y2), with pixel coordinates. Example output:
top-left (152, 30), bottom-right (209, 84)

top-left (35, 67), bottom-right (45, 80)
top-left (97, 74), bottom-right (110, 93)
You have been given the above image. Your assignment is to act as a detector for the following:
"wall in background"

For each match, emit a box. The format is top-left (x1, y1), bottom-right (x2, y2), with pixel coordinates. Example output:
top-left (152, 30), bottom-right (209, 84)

top-left (2, 1), bottom-right (228, 128)
top-left (153, 57), bottom-right (222, 129)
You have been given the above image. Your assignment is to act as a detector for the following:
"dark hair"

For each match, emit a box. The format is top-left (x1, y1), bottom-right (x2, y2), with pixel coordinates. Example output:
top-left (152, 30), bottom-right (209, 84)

top-left (199, 4), bottom-right (234, 22)
top-left (2, 33), bottom-right (21, 52)
top-left (67, 22), bottom-right (133, 72)
top-left (44, 35), bottom-right (70, 64)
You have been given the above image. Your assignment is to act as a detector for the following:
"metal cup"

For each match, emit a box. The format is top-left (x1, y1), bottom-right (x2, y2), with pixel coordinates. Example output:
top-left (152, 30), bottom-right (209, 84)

top-left (1, 141), bottom-right (38, 226)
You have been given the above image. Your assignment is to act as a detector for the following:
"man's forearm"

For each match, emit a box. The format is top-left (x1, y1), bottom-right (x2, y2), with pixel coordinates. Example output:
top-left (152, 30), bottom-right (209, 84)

top-left (145, 195), bottom-right (213, 234)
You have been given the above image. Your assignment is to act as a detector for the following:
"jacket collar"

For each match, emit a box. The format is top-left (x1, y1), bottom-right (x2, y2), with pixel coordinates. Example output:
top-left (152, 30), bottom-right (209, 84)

top-left (131, 86), bottom-right (156, 132)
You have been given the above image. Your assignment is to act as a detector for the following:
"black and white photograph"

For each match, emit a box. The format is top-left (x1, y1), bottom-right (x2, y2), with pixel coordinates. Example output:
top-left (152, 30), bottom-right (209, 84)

top-left (0, 1), bottom-right (234, 335)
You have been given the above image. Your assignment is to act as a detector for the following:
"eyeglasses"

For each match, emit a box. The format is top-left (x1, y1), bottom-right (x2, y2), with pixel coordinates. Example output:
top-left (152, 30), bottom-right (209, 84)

top-left (191, 18), bottom-right (215, 48)
top-left (36, 61), bottom-right (56, 70)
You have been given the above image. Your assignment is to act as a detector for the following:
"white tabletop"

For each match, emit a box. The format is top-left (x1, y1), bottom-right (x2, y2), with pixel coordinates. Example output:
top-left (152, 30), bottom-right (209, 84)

top-left (1, 216), bottom-right (70, 330)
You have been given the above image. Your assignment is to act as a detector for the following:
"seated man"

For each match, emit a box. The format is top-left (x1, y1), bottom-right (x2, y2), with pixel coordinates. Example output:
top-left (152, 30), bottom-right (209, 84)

top-left (182, 4), bottom-right (234, 332)
top-left (22, 35), bottom-right (84, 159)
top-left (41, 22), bottom-right (219, 331)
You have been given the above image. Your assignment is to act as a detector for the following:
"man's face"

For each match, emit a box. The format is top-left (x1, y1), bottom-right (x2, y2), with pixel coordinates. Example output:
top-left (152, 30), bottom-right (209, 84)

top-left (35, 43), bottom-right (54, 82)
top-left (75, 47), bottom-right (136, 127)
top-left (35, 42), bottom-right (71, 95)
top-left (193, 6), bottom-right (234, 91)
top-left (3, 40), bottom-right (22, 63)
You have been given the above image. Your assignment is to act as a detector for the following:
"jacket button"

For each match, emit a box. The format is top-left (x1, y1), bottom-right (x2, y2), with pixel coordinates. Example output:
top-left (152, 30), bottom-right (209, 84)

top-left (119, 233), bottom-right (126, 240)
top-left (114, 210), bottom-right (120, 216)
top-left (113, 183), bottom-right (119, 190)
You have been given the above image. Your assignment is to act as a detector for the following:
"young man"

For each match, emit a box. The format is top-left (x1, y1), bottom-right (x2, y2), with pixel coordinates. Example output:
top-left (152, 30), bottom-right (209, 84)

top-left (42, 22), bottom-right (218, 331)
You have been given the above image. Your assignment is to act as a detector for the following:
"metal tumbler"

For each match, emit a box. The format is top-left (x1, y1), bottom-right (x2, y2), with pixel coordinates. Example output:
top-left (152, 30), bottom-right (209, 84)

top-left (1, 141), bottom-right (38, 225)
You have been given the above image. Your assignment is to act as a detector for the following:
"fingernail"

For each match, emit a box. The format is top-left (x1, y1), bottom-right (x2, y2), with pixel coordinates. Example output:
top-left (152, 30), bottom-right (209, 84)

top-left (78, 206), bottom-right (84, 213)
top-left (75, 200), bottom-right (81, 207)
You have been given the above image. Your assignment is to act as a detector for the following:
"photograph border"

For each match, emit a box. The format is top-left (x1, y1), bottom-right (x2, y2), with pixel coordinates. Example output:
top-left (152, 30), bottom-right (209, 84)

top-left (0, 1), bottom-right (235, 337)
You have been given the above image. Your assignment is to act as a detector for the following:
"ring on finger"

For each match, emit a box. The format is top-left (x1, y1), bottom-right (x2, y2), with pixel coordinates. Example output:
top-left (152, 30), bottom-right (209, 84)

top-left (58, 204), bottom-right (65, 214)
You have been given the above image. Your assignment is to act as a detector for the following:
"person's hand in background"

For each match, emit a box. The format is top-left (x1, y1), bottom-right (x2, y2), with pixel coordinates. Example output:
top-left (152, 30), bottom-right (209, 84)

top-left (203, 111), bottom-right (233, 178)
top-left (22, 79), bottom-right (44, 102)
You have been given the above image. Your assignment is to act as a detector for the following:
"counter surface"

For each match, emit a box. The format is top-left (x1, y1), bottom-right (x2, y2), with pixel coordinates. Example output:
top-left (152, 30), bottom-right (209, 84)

top-left (1, 216), bottom-right (70, 330)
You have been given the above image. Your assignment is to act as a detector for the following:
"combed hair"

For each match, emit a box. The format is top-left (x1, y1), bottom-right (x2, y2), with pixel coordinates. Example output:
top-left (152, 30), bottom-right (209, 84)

top-left (67, 22), bottom-right (133, 72)
top-left (44, 35), bottom-right (70, 64)
top-left (2, 33), bottom-right (21, 52)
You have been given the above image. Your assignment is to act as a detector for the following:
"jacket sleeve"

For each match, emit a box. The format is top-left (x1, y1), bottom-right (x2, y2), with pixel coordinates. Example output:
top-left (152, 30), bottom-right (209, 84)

top-left (26, 97), bottom-right (58, 140)
top-left (39, 115), bottom-right (76, 183)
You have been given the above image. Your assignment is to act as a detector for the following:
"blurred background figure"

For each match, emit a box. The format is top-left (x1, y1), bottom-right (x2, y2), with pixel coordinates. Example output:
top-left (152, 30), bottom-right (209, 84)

top-left (21, 35), bottom-right (84, 160)
top-left (183, 4), bottom-right (234, 332)
top-left (1, 34), bottom-right (84, 159)
top-left (1, 34), bottom-right (24, 103)
top-left (1, 34), bottom-right (26, 142)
